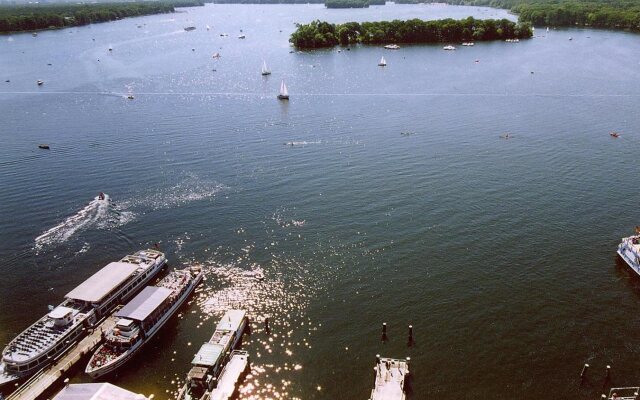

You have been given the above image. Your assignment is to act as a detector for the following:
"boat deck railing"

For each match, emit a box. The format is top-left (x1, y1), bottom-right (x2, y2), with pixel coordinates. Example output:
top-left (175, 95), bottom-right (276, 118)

top-left (608, 387), bottom-right (639, 400)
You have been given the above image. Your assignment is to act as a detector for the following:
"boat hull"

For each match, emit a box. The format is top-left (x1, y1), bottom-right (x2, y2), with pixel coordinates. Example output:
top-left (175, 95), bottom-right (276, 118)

top-left (277, 95), bottom-right (289, 100)
top-left (617, 246), bottom-right (640, 277)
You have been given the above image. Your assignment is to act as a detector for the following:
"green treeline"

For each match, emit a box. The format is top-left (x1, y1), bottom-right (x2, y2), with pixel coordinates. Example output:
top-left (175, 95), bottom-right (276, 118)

top-left (289, 17), bottom-right (532, 48)
top-left (394, 0), bottom-right (640, 32)
top-left (0, 1), bottom-right (206, 33)
top-left (325, 0), bottom-right (385, 8)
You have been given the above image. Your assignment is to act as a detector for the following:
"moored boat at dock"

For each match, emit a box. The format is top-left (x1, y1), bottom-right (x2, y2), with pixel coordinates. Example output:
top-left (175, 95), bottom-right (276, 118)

top-left (369, 355), bottom-right (410, 400)
top-left (208, 350), bottom-right (250, 400)
top-left (177, 310), bottom-right (248, 400)
top-left (617, 229), bottom-right (640, 276)
top-left (0, 249), bottom-right (166, 387)
top-left (85, 266), bottom-right (203, 378)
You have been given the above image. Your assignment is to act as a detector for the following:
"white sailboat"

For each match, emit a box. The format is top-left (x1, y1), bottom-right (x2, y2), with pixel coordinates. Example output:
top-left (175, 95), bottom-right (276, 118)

top-left (378, 56), bottom-right (386, 66)
top-left (277, 80), bottom-right (289, 100)
top-left (261, 60), bottom-right (271, 76)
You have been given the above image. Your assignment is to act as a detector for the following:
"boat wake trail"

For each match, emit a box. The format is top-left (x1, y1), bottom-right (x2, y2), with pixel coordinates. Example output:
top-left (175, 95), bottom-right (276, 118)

top-left (34, 194), bottom-right (135, 251)
top-left (121, 176), bottom-right (226, 211)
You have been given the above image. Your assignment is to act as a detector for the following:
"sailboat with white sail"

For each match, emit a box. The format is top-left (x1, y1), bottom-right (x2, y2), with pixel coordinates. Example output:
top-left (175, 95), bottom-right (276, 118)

top-left (378, 56), bottom-right (386, 66)
top-left (277, 80), bottom-right (289, 100)
top-left (261, 61), bottom-right (271, 76)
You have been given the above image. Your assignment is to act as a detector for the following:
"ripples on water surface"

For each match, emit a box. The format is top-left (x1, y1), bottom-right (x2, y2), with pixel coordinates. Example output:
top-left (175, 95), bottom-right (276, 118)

top-left (2, 3), bottom-right (640, 399)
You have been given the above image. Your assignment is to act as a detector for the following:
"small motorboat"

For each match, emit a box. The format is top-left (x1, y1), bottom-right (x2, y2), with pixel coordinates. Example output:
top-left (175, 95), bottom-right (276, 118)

top-left (212, 52), bottom-right (221, 58)
top-left (443, 45), bottom-right (456, 50)
top-left (38, 144), bottom-right (50, 149)
top-left (36, 80), bottom-right (44, 85)
top-left (184, 26), bottom-right (196, 32)
top-left (127, 94), bottom-right (134, 100)
top-left (98, 192), bottom-right (105, 200)
top-left (384, 44), bottom-right (400, 50)
top-left (32, 32), bottom-right (38, 37)
top-left (238, 34), bottom-right (246, 39)
top-left (610, 132), bottom-right (620, 138)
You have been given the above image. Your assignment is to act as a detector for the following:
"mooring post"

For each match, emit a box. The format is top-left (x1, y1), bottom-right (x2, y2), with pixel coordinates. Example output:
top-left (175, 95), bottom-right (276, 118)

top-left (581, 363), bottom-right (589, 378)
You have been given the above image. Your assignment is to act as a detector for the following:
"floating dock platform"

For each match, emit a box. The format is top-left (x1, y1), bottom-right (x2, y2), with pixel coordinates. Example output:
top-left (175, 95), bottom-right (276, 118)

top-left (6, 316), bottom-right (117, 400)
top-left (369, 355), bottom-right (410, 400)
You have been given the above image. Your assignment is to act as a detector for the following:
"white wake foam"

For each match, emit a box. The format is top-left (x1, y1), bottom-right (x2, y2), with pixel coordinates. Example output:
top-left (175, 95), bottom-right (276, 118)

top-left (34, 194), bottom-right (134, 251)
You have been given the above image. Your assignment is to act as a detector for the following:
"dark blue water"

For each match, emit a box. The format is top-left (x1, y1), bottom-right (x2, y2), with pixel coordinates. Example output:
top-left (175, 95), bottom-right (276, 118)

top-left (2, 3), bottom-right (640, 399)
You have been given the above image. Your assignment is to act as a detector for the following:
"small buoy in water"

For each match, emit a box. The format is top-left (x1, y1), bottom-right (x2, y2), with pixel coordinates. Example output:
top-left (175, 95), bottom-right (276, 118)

top-left (192, 48), bottom-right (195, 51)
top-left (4, 80), bottom-right (9, 83)
top-left (108, 47), bottom-right (112, 51)
top-left (530, 71), bottom-right (534, 74)
top-left (38, 144), bottom-right (50, 149)
top-left (47, 63), bottom-right (52, 66)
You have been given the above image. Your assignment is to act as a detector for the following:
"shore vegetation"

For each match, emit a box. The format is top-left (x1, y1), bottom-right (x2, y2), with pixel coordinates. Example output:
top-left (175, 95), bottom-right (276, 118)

top-left (0, 1), bottom-right (204, 33)
top-left (290, 17), bottom-right (532, 48)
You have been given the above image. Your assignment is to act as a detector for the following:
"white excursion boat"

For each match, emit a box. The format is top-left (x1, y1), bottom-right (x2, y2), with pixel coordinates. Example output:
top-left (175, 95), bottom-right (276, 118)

top-left (378, 56), bottom-right (387, 66)
top-left (277, 80), bottom-right (289, 100)
top-left (0, 250), bottom-right (166, 387)
top-left (85, 266), bottom-right (203, 378)
top-left (208, 350), bottom-right (250, 400)
top-left (176, 310), bottom-right (248, 400)
top-left (443, 45), bottom-right (456, 50)
top-left (618, 229), bottom-right (640, 276)
top-left (369, 356), bottom-right (410, 400)
top-left (261, 61), bottom-right (271, 76)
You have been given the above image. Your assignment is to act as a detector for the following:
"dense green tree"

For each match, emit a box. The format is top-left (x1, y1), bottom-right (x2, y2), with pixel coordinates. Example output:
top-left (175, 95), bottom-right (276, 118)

top-left (290, 17), bottom-right (532, 48)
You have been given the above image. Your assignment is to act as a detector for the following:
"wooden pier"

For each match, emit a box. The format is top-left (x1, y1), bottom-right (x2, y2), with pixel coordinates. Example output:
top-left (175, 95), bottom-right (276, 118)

top-left (7, 316), bottom-right (117, 400)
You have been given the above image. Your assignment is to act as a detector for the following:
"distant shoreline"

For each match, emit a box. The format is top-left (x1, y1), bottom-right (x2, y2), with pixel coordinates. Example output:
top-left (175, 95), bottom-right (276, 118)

top-left (0, 1), bottom-right (205, 34)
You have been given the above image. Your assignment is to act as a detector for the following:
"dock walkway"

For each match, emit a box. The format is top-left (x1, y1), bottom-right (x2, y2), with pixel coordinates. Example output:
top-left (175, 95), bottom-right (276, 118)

top-left (7, 317), bottom-right (117, 400)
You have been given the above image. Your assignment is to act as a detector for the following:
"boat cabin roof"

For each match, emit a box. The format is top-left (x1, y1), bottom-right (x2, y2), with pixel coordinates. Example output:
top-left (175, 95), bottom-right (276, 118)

top-left (192, 343), bottom-right (224, 367)
top-left (66, 262), bottom-right (140, 303)
top-left (116, 286), bottom-right (172, 322)
top-left (48, 306), bottom-right (76, 319)
top-left (116, 318), bottom-right (134, 328)
top-left (53, 382), bottom-right (148, 400)
top-left (209, 351), bottom-right (249, 400)
top-left (216, 310), bottom-right (246, 332)
top-left (187, 366), bottom-right (209, 380)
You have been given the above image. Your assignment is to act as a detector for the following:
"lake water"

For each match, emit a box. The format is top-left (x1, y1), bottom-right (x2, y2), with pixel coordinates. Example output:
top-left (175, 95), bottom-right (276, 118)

top-left (2, 3), bottom-right (640, 399)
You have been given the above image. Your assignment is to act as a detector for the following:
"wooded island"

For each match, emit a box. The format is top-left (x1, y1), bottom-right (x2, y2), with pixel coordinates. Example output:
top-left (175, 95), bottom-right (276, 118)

top-left (290, 17), bottom-right (532, 48)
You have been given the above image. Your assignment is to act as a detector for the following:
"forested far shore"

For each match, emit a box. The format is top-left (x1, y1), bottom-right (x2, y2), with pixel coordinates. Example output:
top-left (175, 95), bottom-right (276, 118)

top-left (290, 17), bottom-right (532, 48)
top-left (0, 1), bottom-right (205, 33)
top-left (394, 0), bottom-right (640, 32)
top-left (325, 0), bottom-right (385, 8)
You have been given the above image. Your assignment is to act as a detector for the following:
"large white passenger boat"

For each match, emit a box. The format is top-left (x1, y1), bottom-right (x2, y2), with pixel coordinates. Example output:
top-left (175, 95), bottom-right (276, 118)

top-left (0, 249), bottom-right (166, 387)
top-left (85, 266), bottom-right (203, 378)
top-left (177, 310), bottom-right (248, 400)
top-left (618, 230), bottom-right (640, 276)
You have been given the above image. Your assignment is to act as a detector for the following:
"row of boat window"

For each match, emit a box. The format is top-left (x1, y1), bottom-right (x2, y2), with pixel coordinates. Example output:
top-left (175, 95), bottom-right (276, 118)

top-left (97, 271), bottom-right (150, 316)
